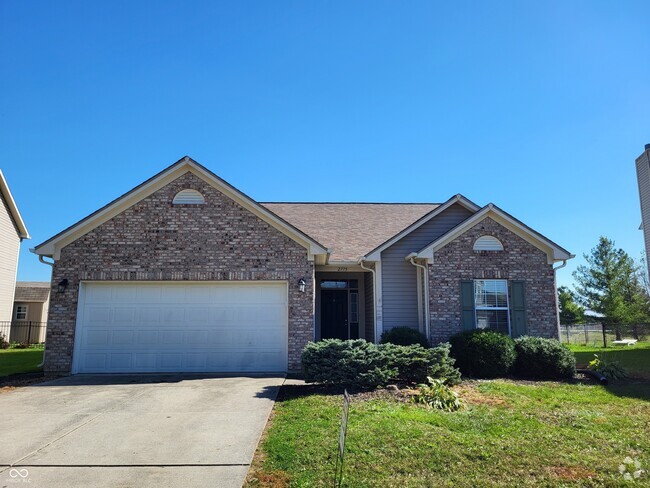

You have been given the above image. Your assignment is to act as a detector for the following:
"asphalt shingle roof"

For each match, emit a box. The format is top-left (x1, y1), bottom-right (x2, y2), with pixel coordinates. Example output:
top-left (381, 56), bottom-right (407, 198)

top-left (261, 203), bottom-right (438, 261)
top-left (14, 282), bottom-right (50, 303)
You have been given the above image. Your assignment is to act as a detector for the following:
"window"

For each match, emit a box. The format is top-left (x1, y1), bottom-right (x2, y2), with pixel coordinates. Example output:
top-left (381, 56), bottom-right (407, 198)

top-left (15, 305), bottom-right (28, 321)
top-left (473, 235), bottom-right (504, 251)
top-left (172, 189), bottom-right (205, 205)
top-left (474, 280), bottom-right (510, 334)
top-left (320, 279), bottom-right (358, 290)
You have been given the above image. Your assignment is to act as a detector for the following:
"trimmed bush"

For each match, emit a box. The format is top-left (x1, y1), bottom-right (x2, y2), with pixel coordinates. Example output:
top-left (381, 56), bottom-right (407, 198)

top-left (513, 336), bottom-right (576, 380)
top-left (301, 339), bottom-right (461, 388)
top-left (449, 329), bottom-right (516, 378)
top-left (380, 343), bottom-right (461, 385)
top-left (301, 339), bottom-right (396, 388)
top-left (380, 327), bottom-right (430, 348)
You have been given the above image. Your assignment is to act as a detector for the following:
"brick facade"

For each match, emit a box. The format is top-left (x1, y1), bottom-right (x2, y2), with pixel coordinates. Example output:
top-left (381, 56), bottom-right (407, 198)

top-left (428, 217), bottom-right (558, 343)
top-left (45, 172), bottom-right (314, 372)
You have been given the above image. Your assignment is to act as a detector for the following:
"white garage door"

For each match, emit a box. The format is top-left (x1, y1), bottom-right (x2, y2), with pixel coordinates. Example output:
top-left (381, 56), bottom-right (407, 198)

top-left (73, 282), bottom-right (288, 373)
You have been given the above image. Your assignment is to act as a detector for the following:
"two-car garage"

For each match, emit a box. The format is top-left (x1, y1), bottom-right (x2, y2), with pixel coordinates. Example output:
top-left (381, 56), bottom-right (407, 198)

top-left (72, 282), bottom-right (288, 374)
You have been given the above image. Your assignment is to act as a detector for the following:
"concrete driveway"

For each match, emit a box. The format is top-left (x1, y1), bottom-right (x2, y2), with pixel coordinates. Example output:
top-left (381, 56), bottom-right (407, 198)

top-left (0, 374), bottom-right (284, 487)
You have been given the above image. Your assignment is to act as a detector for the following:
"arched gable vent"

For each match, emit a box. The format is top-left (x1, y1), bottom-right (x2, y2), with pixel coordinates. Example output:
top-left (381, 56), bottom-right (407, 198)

top-left (173, 189), bottom-right (205, 205)
top-left (473, 235), bottom-right (504, 251)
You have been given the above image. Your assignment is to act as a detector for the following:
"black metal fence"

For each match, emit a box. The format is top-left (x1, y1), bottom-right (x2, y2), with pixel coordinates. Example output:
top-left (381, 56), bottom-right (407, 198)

top-left (0, 321), bottom-right (47, 345)
top-left (559, 323), bottom-right (650, 347)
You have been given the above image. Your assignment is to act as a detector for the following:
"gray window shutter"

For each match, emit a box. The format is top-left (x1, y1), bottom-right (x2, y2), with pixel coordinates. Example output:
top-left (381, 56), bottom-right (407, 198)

top-left (510, 281), bottom-right (527, 337)
top-left (460, 281), bottom-right (475, 330)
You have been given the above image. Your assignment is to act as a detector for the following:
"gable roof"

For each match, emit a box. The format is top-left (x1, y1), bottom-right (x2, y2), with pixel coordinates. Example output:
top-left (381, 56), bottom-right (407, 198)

top-left (415, 203), bottom-right (574, 264)
top-left (361, 194), bottom-right (480, 261)
top-left (14, 282), bottom-right (50, 303)
top-left (32, 157), bottom-right (329, 260)
top-left (262, 203), bottom-right (438, 262)
top-left (0, 169), bottom-right (29, 240)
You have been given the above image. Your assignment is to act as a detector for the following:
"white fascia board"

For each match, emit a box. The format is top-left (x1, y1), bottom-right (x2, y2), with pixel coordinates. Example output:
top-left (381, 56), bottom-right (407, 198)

top-left (416, 204), bottom-right (574, 264)
top-left (0, 169), bottom-right (29, 239)
top-left (34, 158), bottom-right (329, 260)
top-left (363, 194), bottom-right (480, 261)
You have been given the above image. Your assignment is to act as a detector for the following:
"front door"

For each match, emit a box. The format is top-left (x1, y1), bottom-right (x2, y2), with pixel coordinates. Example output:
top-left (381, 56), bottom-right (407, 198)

top-left (321, 290), bottom-right (349, 340)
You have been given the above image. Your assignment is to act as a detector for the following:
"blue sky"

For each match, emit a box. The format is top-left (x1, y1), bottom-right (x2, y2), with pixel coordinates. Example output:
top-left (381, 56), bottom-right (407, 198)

top-left (1, 1), bottom-right (649, 287)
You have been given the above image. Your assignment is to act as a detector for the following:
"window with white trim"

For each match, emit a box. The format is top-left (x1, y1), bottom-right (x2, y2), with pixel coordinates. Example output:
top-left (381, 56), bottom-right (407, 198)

top-left (172, 189), bottom-right (205, 205)
top-left (473, 235), bottom-right (504, 251)
top-left (474, 280), bottom-right (510, 334)
top-left (15, 305), bottom-right (28, 320)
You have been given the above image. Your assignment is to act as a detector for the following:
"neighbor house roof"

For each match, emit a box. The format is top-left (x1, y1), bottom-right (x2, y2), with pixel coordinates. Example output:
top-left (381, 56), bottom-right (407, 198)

top-left (261, 203), bottom-right (438, 262)
top-left (0, 169), bottom-right (29, 239)
top-left (14, 282), bottom-right (50, 302)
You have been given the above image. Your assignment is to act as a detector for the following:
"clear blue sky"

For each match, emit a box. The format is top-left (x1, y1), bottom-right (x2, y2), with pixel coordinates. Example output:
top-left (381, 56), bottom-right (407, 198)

top-left (1, 1), bottom-right (649, 288)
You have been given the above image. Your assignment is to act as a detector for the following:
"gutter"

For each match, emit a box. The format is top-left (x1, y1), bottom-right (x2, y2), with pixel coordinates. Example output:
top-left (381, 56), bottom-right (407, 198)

top-left (552, 259), bottom-right (568, 340)
top-left (406, 253), bottom-right (430, 340)
top-left (358, 259), bottom-right (378, 343)
top-left (30, 248), bottom-right (53, 369)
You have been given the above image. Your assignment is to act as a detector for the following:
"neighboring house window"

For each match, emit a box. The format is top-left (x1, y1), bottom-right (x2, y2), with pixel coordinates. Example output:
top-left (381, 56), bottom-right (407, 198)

top-left (172, 189), bottom-right (205, 205)
top-left (473, 235), bottom-right (504, 251)
top-left (474, 280), bottom-right (510, 334)
top-left (15, 305), bottom-right (28, 320)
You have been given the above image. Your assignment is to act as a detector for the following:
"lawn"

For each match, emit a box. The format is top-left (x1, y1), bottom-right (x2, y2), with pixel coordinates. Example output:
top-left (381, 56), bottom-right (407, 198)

top-left (247, 380), bottom-right (650, 487)
top-left (0, 348), bottom-right (44, 377)
top-left (568, 342), bottom-right (650, 379)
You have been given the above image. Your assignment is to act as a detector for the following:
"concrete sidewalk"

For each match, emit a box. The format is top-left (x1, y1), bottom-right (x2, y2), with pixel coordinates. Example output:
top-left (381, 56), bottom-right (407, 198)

top-left (0, 374), bottom-right (284, 487)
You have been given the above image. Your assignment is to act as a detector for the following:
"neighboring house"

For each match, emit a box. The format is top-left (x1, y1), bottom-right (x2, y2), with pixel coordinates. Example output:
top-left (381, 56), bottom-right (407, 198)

top-left (636, 144), bottom-right (650, 276)
top-left (10, 281), bottom-right (50, 343)
top-left (32, 157), bottom-right (573, 374)
top-left (0, 170), bottom-right (30, 328)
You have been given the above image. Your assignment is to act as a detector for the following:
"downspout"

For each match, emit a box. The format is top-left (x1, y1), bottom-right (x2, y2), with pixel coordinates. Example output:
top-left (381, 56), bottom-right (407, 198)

top-left (31, 249), bottom-right (53, 368)
top-left (358, 259), bottom-right (378, 343)
top-left (408, 254), bottom-right (430, 341)
top-left (552, 259), bottom-right (568, 339)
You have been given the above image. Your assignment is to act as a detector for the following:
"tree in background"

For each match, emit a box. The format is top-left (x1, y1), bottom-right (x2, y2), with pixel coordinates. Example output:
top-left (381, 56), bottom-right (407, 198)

top-left (573, 236), bottom-right (650, 339)
top-left (557, 286), bottom-right (585, 325)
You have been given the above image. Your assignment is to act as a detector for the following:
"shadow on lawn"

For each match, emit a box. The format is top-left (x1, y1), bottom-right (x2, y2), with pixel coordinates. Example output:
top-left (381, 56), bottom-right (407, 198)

top-left (603, 380), bottom-right (650, 402)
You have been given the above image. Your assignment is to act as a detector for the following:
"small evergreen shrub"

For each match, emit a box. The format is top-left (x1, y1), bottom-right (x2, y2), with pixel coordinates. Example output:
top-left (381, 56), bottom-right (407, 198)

top-left (301, 340), bottom-right (461, 388)
top-left (380, 342), bottom-right (461, 385)
top-left (513, 336), bottom-right (576, 380)
top-left (380, 327), bottom-right (430, 348)
top-left (301, 339), bottom-right (396, 388)
top-left (413, 377), bottom-right (462, 412)
top-left (449, 329), bottom-right (516, 378)
top-left (0, 333), bottom-right (8, 349)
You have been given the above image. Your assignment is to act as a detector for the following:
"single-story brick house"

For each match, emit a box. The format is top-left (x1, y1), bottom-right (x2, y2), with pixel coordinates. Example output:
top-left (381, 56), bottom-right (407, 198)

top-left (32, 157), bottom-right (573, 374)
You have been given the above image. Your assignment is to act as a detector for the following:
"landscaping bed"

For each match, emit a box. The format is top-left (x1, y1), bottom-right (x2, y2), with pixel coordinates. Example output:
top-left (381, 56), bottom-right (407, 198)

top-left (247, 379), bottom-right (650, 487)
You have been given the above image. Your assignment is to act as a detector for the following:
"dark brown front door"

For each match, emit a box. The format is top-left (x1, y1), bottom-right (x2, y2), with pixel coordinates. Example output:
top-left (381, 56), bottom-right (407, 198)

top-left (321, 289), bottom-right (348, 340)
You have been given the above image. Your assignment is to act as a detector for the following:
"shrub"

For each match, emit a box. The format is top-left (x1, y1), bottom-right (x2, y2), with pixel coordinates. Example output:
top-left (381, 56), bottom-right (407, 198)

top-left (513, 336), bottom-right (576, 380)
top-left (380, 327), bottom-right (430, 348)
top-left (413, 377), bottom-right (462, 412)
top-left (301, 340), bottom-right (462, 388)
top-left (449, 329), bottom-right (516, 378)
top-left (8, 341), bottom-right (29, 349)
top-left (380, 342), bottom-right (461, 385)
top-left (301, 339), bottom-right (396, 388)
top-left (0, 333), bottom-right (8, 349)
top-left (588, 354), bottom-right (628, 381)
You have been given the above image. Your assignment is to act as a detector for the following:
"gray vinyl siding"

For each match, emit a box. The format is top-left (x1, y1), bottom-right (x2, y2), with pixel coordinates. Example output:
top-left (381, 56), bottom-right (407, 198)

top-left (364, 271), bottom-right (375, 342)
top-left (636, 148), bottom-right (650, 277)
top-left (0, 191), bottom-right (20, 323)
top-left (381, 203), bottom-right (473, 331)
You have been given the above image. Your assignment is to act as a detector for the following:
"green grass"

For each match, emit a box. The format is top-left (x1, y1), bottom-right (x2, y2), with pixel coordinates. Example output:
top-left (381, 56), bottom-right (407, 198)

top-left (248, 381), bottom-right (650, 487)
top-left (0, 348), bottom-right (44, 377)
top-left (568, 342), bottom-right (650, 378)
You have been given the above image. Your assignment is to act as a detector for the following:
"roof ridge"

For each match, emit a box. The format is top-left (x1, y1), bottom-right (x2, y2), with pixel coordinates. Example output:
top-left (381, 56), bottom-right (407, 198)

top-left (260, 202), bottom-right (440, 205)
